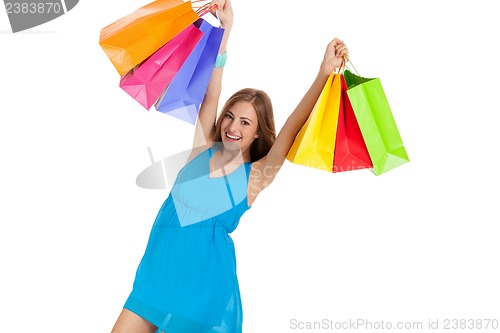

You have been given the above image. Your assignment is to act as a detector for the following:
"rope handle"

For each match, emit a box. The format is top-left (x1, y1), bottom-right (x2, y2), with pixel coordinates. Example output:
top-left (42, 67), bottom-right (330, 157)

top-left (342, 54), bottom-right (360, 76)
top-left (335, 56), bottom-right (346, 74)
top-left (191, 0), bottom-right (218, 17)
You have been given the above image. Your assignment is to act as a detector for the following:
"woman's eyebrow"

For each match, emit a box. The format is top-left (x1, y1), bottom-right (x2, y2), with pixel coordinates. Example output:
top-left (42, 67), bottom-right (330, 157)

top-left (240, 117), bottom-right (253, 123)
top-left (227, 110), bottom-right (253, 123)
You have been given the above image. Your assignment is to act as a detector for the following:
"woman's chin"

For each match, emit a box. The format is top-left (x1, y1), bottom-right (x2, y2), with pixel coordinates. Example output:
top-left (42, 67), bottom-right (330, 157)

top-left (221, 140), bottom-right (240, 150)
top-left (221, 136), bottom-right (255, 153)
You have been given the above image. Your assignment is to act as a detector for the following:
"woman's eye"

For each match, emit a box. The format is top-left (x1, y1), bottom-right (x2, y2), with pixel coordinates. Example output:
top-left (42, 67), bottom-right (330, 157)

top-left (225, 114), bottom-right (233, 119)
top-left (242, 121), bottom-right (249, 126)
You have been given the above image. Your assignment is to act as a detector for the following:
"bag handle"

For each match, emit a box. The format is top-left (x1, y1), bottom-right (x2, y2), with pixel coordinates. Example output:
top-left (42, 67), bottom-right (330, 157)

top-left (343, 55), bottom-right (361, 76)
top-left (336, 56), bottom-right (347, 74)
top-left (191, 0), bottom-right (218, 17)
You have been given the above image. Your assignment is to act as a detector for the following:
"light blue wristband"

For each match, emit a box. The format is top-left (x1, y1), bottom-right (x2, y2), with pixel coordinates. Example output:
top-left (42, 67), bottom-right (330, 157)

top-left (214, 51), bottom-right (227, 68)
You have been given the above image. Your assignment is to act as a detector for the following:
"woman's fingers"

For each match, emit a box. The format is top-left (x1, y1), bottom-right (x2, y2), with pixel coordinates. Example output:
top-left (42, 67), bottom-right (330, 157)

top-left (212, 0), bottom-right (225, 11)
top-left (329, 37), bottom-right (344, 46)
top-left (211, 0), bottom-right (233, 29)
top-left (326, 38), bottom-right (348, 57)
top-left (335, 45), bottom-right (348, 57)
top-left (209, 0), bottom-right (225, 18)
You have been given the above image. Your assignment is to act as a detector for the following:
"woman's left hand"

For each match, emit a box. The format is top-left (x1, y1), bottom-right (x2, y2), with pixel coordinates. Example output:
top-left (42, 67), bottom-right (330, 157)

top-left (210, 0), bottom-right (233, 30)
top-left (320, 38), bottom-right (349, 76)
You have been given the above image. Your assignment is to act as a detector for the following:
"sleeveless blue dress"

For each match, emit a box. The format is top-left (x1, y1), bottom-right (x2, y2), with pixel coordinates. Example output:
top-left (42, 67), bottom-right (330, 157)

top-left (124, 144), bottom-right (252, 333)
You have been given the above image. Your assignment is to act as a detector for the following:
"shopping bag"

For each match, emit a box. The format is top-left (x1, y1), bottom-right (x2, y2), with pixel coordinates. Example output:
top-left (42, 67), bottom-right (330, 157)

top-left (344, 69), bottom-right (409, 175)
top-left (155, 17), bottom-right (224, 124)
top-left (286, 72), bottom-right (342, 172)
top-left (332, 75), bottom-right (373, 172)
top-left (119, 24), bottom-right (203, 110)
top-left (99, 0), bottom-right (199, 76)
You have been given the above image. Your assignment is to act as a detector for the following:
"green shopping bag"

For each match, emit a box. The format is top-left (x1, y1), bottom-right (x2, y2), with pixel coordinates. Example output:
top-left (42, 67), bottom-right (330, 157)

top-left (344, 68), bottom-right (409, 175)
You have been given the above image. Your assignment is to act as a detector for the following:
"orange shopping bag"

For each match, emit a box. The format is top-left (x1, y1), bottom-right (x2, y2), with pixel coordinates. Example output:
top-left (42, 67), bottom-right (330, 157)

top-left (99, 0), bottom-right (199, 76)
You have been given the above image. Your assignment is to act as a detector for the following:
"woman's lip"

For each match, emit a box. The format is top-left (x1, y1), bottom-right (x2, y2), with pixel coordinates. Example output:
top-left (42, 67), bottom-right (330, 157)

top-left (225, 132), bottom-right (241, 140)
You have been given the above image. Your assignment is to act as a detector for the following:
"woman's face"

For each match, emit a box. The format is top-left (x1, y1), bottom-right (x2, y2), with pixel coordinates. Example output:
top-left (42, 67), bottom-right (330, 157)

top-left (220, 101), bottom-right (259, 153)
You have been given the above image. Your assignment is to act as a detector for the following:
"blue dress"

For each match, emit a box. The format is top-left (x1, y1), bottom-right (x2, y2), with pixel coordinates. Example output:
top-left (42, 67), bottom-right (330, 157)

top-left (124, 144), bottom-right (253, 333)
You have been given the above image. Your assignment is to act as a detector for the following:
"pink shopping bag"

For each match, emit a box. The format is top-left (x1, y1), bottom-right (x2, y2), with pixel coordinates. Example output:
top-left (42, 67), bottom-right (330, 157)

top-left (119, 24), bottom-right (203, 110)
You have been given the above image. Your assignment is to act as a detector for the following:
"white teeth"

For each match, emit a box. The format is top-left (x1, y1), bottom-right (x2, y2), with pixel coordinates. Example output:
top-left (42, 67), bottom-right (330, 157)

top-left (226, 133), bottom-right (241, 140)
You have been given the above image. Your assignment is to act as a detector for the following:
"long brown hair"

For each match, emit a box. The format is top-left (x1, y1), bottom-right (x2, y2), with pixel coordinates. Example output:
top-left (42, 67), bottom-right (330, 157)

top-left (213, 88), bottom-right (276, 162)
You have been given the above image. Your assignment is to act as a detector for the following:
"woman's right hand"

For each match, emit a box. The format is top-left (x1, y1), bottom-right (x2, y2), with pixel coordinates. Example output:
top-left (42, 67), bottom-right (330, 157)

top-left (210, 0), bottom-right (233, 30)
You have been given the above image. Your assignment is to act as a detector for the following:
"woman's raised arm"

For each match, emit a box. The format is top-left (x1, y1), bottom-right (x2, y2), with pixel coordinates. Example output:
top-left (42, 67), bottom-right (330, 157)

top-left (248, 38), bottom-right (348, 203)
top-left (191, 0), bottom-right (233, 150)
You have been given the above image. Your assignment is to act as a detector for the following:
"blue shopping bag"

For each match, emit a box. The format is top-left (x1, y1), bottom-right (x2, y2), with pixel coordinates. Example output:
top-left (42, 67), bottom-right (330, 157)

top-left (155, 17), bottom-right (224, 124)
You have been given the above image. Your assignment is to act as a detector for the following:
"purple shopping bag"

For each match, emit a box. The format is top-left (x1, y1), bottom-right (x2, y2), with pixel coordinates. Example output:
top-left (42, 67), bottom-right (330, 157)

top-left (119, 24), bottom-right (203, 110)
top-left (154, 18), bottom-right (224, 124)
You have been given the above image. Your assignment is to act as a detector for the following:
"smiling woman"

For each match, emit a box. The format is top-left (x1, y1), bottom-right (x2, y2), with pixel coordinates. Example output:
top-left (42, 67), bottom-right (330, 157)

top-left (213, 88), bottom-right (276, 163)
top-left (110, 0), bottom-right (349, 332)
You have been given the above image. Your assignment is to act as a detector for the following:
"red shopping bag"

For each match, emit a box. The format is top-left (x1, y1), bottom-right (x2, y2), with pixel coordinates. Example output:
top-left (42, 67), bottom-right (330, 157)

top-left (332, 75), bottom-right (372, 172)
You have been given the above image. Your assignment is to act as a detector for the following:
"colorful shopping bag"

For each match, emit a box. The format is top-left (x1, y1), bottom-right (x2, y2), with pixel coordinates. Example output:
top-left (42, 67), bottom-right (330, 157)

top-left (332, 75), bottom-right (373, 172)
top-left (155, 18), bottom-right (224, 124)
top-left (286, 73), bottom-right (342, 172)
top-left (119, 24), bottom-right (203, 110)
top-left (344, 69), bottom-right (409, 175)
top-left (99, 0), bottom-right (199, 76)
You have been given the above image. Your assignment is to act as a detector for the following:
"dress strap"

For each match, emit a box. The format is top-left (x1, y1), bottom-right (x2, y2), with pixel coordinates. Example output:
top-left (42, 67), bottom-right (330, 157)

top-left (222, 171), bottom-right (236, 208)
top-left (223, 163), bottom-right (252, 208)
top-left (225, 162), bottom-right (251, 207)
top-left (244, 162), bottom-right (251, 178)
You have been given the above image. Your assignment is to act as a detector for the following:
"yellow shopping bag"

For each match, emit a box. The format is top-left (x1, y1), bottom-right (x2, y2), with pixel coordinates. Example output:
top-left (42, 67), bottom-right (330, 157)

top-left (99, 0), bottom-right (199, 76)
top-left (286, 72), bottom-right (342, 172)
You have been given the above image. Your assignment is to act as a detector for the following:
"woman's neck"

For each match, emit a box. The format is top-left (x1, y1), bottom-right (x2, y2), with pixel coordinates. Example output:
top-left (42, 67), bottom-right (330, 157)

top-left (217, 145), bottom-right (251, 164)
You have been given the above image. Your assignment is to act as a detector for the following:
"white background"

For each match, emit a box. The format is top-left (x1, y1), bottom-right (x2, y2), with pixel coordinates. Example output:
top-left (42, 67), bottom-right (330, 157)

top-left (1, 0), bottom-right (499, 332)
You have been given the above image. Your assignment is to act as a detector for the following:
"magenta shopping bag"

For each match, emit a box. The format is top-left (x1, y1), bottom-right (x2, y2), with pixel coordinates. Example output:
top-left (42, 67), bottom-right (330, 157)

top-left (155, 18), bottom-right (224, 124)
top-left (119, 24), bottom-right (203, 110)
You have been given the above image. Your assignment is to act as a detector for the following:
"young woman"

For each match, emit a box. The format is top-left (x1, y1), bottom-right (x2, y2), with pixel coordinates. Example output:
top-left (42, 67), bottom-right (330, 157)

top-left (111, 1), bottom-right (348, 332)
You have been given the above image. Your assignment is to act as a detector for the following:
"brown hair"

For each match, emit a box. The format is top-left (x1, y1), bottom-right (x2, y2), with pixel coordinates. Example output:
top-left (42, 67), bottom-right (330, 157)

top-left (213, 88), bottom-right (276, 162)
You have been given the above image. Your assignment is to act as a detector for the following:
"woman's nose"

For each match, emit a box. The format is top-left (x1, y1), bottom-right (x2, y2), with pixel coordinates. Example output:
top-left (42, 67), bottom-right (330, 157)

top-left (228, 121), bottom-right (239, 133)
